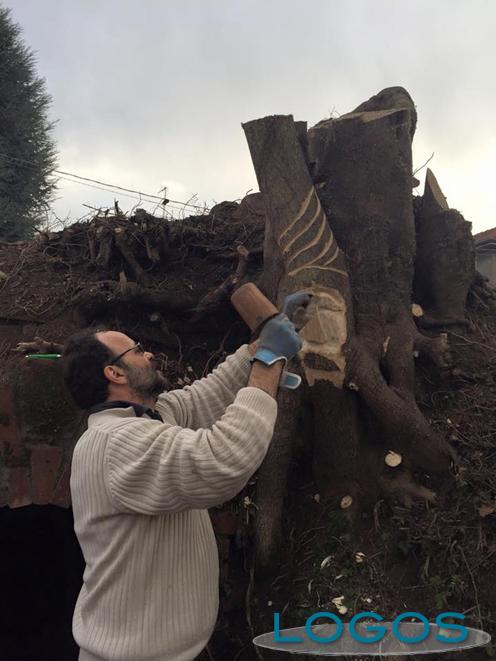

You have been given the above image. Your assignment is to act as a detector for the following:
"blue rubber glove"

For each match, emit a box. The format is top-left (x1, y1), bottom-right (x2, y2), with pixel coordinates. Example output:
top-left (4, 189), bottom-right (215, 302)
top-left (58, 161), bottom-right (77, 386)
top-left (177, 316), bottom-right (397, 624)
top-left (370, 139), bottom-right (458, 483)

top-left (282, 291), bottom-right (312, 322)
top-left (251, 313), bottom-right (302, 366)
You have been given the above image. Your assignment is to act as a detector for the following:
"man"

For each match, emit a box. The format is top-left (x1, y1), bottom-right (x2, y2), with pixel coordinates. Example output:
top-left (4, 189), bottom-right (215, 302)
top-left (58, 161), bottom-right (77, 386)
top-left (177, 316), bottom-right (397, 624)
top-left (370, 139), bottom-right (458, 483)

top-left (62, 293), bottom-right (308, 661)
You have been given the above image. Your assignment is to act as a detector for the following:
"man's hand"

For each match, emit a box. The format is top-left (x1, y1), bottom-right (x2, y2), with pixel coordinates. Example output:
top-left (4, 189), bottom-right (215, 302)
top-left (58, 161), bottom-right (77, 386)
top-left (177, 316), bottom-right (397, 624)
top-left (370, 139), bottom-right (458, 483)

top-left (247, 294), bottom-right (307, 397)
top-left (252, 313), bottom-right (302, 366)
top-left (247, 291), bottom-right (310, 356)
top-left (282, 290), bottom-right (312, 322)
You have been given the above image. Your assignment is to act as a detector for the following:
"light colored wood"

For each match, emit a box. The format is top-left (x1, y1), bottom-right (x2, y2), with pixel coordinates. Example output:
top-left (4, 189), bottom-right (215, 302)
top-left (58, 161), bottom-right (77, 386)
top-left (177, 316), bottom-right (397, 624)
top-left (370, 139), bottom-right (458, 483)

top-left (385, 451), bottom-right (402, 467)
top-left (340, 495), bottom-right (353, 509)
top-left (231, 282), bottom-right (279, 332)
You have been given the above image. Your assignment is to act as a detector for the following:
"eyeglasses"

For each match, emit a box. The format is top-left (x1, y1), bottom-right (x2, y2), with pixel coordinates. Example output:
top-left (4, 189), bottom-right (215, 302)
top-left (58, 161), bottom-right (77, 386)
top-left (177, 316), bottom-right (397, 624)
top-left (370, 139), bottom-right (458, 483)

top-left (108, 342), bottom-right (145, 366)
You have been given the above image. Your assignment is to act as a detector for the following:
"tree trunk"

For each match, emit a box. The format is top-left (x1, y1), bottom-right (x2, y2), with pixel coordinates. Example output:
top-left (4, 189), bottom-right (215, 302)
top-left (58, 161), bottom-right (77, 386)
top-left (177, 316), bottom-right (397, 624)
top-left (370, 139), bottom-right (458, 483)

top-left (414, 168), bottom-right (475, 325)
top-left (308, 87), bottom-right (452, 473)
top-left (240, 89), bottom-right (459, 568)
top-left (243, 114), bottom-right (361, 568)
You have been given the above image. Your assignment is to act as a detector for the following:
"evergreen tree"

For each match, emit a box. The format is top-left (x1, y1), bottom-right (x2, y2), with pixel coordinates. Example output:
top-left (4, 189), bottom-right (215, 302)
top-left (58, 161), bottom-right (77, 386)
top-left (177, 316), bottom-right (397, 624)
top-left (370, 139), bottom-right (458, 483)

top-left (0, 6), bottom-right (57, 241)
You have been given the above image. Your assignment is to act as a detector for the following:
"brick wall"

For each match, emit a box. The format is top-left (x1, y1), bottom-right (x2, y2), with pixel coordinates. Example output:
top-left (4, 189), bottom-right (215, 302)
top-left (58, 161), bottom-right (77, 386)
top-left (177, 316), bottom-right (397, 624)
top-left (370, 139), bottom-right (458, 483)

top-left (0, 359), bottom-right (84, 509)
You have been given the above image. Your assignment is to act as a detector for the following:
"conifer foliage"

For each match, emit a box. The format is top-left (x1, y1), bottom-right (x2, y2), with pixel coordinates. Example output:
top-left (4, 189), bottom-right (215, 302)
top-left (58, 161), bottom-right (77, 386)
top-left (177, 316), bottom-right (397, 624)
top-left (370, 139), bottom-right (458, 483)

top-left (0, 6), bottom-right (57, 241)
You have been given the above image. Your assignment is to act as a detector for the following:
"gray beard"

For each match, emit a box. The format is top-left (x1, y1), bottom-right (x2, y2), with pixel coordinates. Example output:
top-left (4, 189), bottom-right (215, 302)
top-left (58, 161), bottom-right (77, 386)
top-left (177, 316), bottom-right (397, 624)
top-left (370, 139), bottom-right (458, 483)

top-left (124, 364), bottom-right (169, 400)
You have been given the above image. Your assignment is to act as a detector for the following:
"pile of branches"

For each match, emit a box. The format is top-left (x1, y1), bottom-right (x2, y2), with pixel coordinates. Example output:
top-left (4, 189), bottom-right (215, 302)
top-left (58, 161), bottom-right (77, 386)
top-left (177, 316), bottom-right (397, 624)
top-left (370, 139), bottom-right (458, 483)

top-left (0, 197), bottom-right (266, 327)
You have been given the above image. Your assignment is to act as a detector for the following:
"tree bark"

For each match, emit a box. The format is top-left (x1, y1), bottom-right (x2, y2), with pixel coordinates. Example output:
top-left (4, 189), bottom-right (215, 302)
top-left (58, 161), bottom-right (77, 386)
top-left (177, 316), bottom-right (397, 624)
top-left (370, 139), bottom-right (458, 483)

top-left (243, 114), bottom-right (361, 568)
top-left (308, 87), bottom-right (451, 473)
top-left (414, 168), bottom-right (475, 324)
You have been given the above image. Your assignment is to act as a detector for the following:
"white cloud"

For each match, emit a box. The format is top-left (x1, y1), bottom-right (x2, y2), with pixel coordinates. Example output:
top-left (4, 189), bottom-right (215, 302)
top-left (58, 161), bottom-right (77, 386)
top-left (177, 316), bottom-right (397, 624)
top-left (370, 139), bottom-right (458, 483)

top-left (8, 0), bottom-right (496, 232)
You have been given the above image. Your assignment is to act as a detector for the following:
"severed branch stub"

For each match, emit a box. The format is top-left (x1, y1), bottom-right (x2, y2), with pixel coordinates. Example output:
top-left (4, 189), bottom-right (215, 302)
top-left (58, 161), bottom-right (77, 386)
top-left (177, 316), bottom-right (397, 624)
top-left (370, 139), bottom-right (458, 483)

top-left (12, 336), bottom-right (64, 354)
top-left (190, 244), bottom-right (249, 322)
top-left (114, 227), bottom-right (150, 286)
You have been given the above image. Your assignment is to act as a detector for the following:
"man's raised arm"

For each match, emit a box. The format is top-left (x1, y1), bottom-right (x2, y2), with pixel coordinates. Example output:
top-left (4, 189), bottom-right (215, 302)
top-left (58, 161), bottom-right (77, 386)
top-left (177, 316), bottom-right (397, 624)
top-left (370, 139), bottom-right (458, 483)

top-left (156, 341), bottom-right (259, 429)
top-left (157, 306), bottom-right (305, 430)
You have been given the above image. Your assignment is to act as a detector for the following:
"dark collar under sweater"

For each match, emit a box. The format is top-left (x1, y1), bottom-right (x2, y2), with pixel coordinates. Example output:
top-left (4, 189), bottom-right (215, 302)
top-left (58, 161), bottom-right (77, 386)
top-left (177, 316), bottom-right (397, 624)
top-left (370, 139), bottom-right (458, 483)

top-left (89, 400), bottom-right (163, 422)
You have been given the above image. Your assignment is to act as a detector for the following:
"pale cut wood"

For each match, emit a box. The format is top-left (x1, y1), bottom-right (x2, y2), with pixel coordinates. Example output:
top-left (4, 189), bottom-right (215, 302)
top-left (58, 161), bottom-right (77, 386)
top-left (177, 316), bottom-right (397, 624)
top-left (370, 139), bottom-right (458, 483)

top-left (243, 115), bottom-right (352, 390)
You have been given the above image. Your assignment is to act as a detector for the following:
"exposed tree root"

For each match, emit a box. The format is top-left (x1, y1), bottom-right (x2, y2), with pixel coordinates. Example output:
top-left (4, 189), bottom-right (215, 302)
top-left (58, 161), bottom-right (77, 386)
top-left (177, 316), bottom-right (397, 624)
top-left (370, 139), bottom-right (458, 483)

top-left (414, 331), bottom-right (452, 368)
top-left (114, 227), bottom-right (150, 286)
top-left (379, 468), bottom-right (436, 508)
top-left (345, 335), bottom-right (451, 473)
top-left (192, 245), bottom-right (249, 322)
top-left (254, 387), bottom-right (301, 573)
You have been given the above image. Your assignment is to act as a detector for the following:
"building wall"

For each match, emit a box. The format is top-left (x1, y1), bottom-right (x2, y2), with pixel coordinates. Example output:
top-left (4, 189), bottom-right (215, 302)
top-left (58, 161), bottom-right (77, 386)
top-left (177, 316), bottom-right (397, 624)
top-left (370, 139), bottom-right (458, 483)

top-left (476, 251), bottom-right (496, 286)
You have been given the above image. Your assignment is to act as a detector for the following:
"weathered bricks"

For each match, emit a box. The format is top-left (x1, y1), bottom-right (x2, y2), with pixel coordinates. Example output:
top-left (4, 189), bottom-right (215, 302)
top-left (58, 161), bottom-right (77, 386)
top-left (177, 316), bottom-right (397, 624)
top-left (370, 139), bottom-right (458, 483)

top-left (31, 445), bottom-right (63, 505)
top-left (0, 387), bottom-right (23, 461)
top-left (8, 466), bottom-right (32, 508)
top-left (50, 461), bottom-right (72, 508)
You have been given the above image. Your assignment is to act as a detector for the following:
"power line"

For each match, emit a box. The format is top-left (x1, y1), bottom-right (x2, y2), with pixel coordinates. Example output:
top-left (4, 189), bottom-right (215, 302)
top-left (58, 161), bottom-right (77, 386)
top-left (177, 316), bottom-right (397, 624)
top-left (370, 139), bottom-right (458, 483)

top-left (0, 151), bottom-right (204, 209)
top-left (56, 174), bottom-right (187, 213)
top-left (0, 151), bottom-right (208, 211)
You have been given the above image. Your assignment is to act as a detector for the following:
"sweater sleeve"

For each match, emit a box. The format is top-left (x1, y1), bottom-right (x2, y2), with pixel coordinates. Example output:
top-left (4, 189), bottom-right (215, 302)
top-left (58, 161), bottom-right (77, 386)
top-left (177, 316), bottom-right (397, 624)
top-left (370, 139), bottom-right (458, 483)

top-left (155, 344), bottom-right (252, 430)
top-left (104, 386), bottom-right (277, 514)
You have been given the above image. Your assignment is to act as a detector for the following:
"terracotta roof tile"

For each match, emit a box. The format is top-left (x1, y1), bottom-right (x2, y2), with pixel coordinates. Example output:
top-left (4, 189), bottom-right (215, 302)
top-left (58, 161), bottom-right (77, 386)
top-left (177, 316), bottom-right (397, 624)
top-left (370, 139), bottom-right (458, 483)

top-left (474, 227), bottom-right (496, 243)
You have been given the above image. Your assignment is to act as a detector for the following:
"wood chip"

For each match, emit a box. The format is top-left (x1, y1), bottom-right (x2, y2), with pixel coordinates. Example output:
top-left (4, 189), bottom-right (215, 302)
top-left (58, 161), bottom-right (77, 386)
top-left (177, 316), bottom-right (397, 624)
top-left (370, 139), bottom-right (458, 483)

top-left (385, 451), bottom-right (402, 467)
top-left (340, 495), bottom-right (353, 509)
top-left (332, 595), bottom-right (348, 613)
top-left (412, 303), bottom-right (424, 317)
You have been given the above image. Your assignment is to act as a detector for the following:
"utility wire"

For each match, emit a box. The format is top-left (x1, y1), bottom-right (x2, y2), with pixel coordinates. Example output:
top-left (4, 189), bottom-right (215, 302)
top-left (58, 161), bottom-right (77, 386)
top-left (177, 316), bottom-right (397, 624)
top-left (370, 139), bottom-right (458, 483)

top-left (55, 174), bottom-right (187, 213)
top-left (0, 151), bottom-right (208, 211)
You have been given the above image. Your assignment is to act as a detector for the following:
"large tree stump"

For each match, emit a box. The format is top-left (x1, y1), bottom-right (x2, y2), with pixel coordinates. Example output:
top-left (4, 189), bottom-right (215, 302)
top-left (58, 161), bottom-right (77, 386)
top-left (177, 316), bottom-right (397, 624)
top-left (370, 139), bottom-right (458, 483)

top-left (308, 87), bottom-right (452, 473)
top-left (243, 114), bottom-right (361, 569)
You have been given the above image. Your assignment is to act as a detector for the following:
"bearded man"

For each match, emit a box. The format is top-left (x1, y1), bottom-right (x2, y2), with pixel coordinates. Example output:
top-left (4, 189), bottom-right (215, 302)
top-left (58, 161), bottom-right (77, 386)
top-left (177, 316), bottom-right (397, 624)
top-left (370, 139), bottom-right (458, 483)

top-left (62, 293), bottom-right (307, 661)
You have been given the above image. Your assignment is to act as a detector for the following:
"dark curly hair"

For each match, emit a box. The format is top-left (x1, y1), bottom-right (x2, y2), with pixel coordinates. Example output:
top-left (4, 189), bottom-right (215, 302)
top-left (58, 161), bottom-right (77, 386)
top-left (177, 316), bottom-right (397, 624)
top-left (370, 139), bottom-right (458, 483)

top-left (62, 326), bottom-right (114, 409)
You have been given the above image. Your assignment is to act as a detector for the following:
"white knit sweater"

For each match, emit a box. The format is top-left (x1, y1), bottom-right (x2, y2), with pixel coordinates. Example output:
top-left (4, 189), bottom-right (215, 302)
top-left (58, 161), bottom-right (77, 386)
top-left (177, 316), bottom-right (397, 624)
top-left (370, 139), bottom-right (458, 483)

top-left (70, 344), bottom-right (278, 661)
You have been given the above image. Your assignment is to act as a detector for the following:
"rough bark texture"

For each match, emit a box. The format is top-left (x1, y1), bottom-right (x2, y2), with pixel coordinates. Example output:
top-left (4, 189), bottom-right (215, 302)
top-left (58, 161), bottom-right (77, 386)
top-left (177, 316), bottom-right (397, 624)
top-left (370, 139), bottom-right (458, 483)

top-left (239, 88), bottom-right (471, 570)
top-left (308, 87), bottom-right (452, 473)
top-left (414, 168), bottom-right (475, 324)
top-left (243, 115), bottom-right (361, 568)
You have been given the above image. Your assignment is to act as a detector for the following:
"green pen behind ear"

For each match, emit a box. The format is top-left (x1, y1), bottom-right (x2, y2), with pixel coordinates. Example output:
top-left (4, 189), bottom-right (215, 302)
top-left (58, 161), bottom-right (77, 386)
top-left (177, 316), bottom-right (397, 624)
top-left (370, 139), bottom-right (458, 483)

top-left (25, 354), bottom-right (61, 360)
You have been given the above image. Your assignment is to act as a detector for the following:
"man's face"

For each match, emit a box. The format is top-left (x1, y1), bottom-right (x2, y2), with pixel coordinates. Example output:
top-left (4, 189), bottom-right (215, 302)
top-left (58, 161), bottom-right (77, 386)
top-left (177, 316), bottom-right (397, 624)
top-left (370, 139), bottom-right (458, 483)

top-left (96, 331), bottom-right (168, 399)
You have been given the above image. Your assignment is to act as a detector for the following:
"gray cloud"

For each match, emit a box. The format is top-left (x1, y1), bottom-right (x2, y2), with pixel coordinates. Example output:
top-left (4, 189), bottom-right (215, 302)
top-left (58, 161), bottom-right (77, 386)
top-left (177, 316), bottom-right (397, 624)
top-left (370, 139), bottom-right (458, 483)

top-left (6, 0), bottom-right (496, 231)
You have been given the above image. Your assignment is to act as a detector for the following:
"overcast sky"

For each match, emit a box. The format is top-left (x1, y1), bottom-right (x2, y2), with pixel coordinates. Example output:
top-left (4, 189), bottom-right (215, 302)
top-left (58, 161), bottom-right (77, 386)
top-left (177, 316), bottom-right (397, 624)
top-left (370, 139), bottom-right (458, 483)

top-left (6, 0), bottom-right (496, 232)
